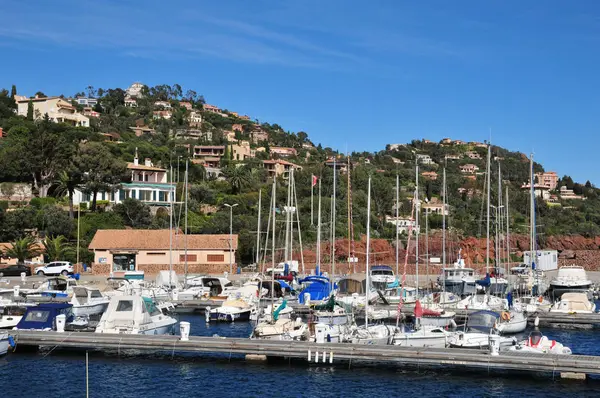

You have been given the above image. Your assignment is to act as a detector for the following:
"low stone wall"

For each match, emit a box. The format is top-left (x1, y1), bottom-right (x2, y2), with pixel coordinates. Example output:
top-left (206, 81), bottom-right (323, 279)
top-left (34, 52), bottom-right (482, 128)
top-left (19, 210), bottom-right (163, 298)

top-left (88, 262), bottom-right (231, 276)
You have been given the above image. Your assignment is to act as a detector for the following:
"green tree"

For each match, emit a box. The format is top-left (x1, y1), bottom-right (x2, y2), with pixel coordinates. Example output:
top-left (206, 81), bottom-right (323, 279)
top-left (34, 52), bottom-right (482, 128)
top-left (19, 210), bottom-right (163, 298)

top-left (223, 166), bottom-right (250, 194)
top-left (113, 198), bottom-right (153, 228)
top-left (76, 142), bottom-right (127, 211)
top-left (52, 170), bottom-right (82, 219)
top-left (3, 236), bottom-right (42, 263)
top-left (43, 235), bottom-right (75, 261)
top-left (38, 205), bottom-right (74, 238)
top-left (26, 100), bottom-right (34, 120)
top-left (10, 85), bottom-right (17, 98)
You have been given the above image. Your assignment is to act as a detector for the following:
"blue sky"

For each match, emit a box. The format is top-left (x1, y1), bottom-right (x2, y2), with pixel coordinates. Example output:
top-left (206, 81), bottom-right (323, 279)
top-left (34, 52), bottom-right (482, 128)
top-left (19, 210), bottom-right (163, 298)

top-left (1, 0), bottom-right (599, 183)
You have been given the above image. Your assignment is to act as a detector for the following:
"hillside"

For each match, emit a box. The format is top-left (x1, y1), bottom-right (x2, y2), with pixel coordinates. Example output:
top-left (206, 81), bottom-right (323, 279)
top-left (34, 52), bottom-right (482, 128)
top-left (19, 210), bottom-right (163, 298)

top-left (1, 82), bottom-right (600, 266)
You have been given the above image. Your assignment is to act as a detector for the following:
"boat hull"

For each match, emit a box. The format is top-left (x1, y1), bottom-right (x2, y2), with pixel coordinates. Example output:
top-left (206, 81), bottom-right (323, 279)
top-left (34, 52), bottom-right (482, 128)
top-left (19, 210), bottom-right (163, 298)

top-left (210, 309), bottom-right (251, 322)
top-left (0, 334), bottom-right (8, 355)
top-left (393, 335), bottom-right (447, 348)
top-left (0, 316), bottom-right (22, 330)
top-left (72, 303), bottom-right (109, 317)
top-left (443, 280), bottom-right (477, 296)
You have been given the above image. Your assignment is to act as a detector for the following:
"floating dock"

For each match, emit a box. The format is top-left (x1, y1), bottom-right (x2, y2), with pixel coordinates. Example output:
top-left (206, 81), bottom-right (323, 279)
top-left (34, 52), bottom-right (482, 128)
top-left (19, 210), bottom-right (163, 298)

top-left (8, 330), bottom-right (600, 379)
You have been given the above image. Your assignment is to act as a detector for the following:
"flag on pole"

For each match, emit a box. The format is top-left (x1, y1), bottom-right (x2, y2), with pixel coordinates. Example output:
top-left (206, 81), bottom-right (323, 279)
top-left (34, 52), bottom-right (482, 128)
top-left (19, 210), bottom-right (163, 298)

top-left (312, 175), bottom-right (318, 187)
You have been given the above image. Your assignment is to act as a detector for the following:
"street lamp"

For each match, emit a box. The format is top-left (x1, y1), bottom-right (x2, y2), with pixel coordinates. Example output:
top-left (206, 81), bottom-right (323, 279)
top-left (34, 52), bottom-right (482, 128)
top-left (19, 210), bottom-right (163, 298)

top-left (224, 203), bottom-right (239, 274)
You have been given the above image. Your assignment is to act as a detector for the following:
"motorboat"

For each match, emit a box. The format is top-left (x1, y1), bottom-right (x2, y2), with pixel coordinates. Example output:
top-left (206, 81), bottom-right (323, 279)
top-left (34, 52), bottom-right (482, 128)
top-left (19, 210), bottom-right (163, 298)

top-left (513, 295), bottom-right (552, 313)
top-left (550, 292), bottom-right (596, 314)
top-left (455, 294), bottom-right (507, 312)
top-left (252, 317), bottom-right (308, 340)
top-left (392, 325), bottom-right (452, 348)
top-left (0, 332), bottom-right (10, 356)
top-left (505, 318), bottom-right (571, 355)
top-left (179, 276), bottom-right (231, 300)
top-left (209, 299), bottom-right (256, 322)
top-left (348, 324), bottom-right (394, 345)
top-left (15, 303), bottom-right (74, 331)
top-left (448, 310), bottom-right (516, 349)
top-left (549, 266), bottom-right (593, 300)
top-left (438, 250), bottom-right (476, 296)
top-left (370, 265), bottom-right (395, 291)
top-left (421, 291), bottom-right (461, 307)
top-left (95, 295), bottom-right (177, 335)
top-left (311, 296), bottom-right (351, 326)
top-left (0, 305), bottom-right (28, 329)
top-left (379, 281), bottom-right (417, 308)
top-left (495, 310), bottom-right (527, 335)
top-left (27, 276), bottom-right (78, 299)
top-left (70, 286), bottom-right (110, 317)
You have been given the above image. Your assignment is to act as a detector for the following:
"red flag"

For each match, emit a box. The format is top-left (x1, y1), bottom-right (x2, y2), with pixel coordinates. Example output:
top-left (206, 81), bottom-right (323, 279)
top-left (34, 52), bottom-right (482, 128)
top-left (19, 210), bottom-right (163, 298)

top-left (312, 175), bottom-right (318, 187)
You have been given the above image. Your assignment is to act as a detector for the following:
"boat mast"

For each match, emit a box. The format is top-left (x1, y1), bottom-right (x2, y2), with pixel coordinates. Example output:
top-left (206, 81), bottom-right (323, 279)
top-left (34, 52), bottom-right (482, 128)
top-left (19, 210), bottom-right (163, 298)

top-left (442, 168), bottom-right (446, 295)
top-left (332, 157), bottom-right (336, 280)
top-left (497, 161), bottom-right (502, 274)
top-left (395, 174), bottom-right (399, 278)
top-left (184, 159), bottom-right (189, 289)
top-left (365, 176), bottom-right (372, 328)
top-left (255, 189), bottom-right (262, 266)
top-left (317, 178), bottom-right (322, 271)
top-left (348, 155), bottom-right (354, 273)
top-left (292, 170), bottom-right (306, 274)
top-left (415, 163), bottom-right (419, 297)
top-left (486, 143), bottom-right (491, 276)
top-left (169, 164), bottom-right (173, 295)
top-left (506, 186), bottom-right (510, 267)
top-left (284, 170), bottom-right (292, 262)
top-left (270, 178), bottom-right (276, 319)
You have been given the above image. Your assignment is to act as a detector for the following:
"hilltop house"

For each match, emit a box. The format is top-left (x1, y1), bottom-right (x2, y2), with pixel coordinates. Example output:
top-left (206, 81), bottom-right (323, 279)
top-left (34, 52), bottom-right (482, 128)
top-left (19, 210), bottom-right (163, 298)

top-left (324, 157), bottom-right (349, 173)
top-left (203, 104), bottom-right (221, 113)
top-left (16, 97), bottom-right (90, 127)
top-left (174, 129), bottom-right (212, 141)
top-left (421, 171), bottom-right (438, 180)
top-left (73, 150), bottom-right (175, 209)
top-left (416, 154), bottom-right (435, 165)
top-left (559, 186), bottom-right (585, 200)
top-left (270, 147), bottom-right (297, 158)
top-left (124, 97), bottom-right (138, 107)
top-left (126, 82), bottom-right (144, 98)
top-left (385, 216), bottom-right (417, 235)
top-left (191, 145), bottom-right (225, 168)
top-left (179, 101), bottom-right (193, 110)
top-left (465, 151), bottom-right (482, 160)
top-left (153, 110), bottom-right (172, 120)
top-left (231, 141), bottom-right (255, 161)
top-left (129, 125), bottom-right (156, 136)
top-left (250, 129), bottom-right (269, 143)
top-left (76, 97), bottom-right (98, 107)
top-left (422, 198), bottom-right (449, 216)
top-left (460, 164), bottom-right (479, 174)
top-left (521, 183), bottom-right (551, 200)
top-left (536, 171), bottom-right (559, 190)
top-left (88, 229), bottom-right (237, 275)
top-left (188, 111), bottom-right (202, 127)
top-left (263, 159), bottom-right (302, 178)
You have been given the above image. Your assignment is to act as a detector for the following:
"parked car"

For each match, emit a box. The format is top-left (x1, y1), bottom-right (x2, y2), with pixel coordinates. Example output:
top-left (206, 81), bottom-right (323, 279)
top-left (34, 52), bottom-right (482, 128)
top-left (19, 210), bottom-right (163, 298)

top-left (34, 261), bottom-right (74, 276)
top-left (0, 264), bottom-right (32, 277)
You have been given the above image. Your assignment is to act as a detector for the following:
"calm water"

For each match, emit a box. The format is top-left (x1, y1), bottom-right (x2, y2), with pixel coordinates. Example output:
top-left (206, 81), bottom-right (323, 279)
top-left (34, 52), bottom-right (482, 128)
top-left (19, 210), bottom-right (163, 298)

top-left (2, 315), bottom-right (600, 398)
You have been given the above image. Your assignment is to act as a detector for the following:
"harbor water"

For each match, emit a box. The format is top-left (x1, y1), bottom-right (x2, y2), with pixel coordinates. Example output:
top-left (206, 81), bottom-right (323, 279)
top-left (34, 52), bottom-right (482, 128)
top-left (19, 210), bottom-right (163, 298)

top-left (2, 314), bottom-right (600, 397)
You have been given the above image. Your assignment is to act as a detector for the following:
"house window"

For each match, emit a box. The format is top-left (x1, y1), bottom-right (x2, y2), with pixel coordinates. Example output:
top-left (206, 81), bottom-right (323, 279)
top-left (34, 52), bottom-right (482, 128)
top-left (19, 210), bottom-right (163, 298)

top-left (159, 191), bottom-right (166, 202)
top-left (180, 254), bottom-right (197, 262)
top-left (152, 191), bottom-right (157, 201)
top-left (207, 254), bottom-right (225, 262)
top-left (144, 174), bottom-right (149, 182)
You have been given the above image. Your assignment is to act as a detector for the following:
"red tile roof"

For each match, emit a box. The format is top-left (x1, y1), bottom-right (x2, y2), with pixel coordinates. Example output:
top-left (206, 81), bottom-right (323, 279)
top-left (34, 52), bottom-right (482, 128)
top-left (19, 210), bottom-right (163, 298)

top-left (89, 229), bottom-right (238, 250)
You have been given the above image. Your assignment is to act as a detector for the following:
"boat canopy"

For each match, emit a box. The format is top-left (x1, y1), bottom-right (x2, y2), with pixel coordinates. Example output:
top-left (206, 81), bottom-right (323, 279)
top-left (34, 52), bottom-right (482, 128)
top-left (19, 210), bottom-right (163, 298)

top-left (16, 303), bottom-right (73, 330)
top-left (298, 276), bottom-right (332, 304)
top-left (466, 310), bottom-right (500, 333)
top-left (337, 274), bottom-right (367, 294)
top-left (371, 265), bottom-right (393, 271)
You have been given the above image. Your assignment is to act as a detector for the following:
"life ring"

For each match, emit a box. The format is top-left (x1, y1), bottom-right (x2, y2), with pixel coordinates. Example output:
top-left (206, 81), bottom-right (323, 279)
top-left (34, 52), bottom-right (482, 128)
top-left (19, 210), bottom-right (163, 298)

top-left (501, 311), bottom-right (511, 321)
top-left (538, 296), bottom-right (543, 303)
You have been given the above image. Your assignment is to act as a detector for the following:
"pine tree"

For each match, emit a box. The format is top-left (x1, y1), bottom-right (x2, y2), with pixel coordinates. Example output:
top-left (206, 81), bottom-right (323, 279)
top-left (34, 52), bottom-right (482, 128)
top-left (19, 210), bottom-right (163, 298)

top-left (26, 100), bottom-right (34, 121)
top-left (10, 85), bottom-right (17, 98)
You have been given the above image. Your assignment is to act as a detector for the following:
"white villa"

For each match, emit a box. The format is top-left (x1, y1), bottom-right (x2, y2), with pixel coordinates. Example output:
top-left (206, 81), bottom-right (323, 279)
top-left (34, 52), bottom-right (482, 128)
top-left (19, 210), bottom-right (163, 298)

top-left (16, 97), bottom-right (90, 127)
top-left (73, 150), bottom-right (175, 209)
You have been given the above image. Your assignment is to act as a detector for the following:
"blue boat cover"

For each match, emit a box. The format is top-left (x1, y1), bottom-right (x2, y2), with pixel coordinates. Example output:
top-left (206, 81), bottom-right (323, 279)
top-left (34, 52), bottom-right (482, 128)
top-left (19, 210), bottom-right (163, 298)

top-left (16, 303), bottom-right (73, 330)
top-left (466, 310), bottom-right (500, 333)
top-left (277, 280), bottom-right (293, 291)
top-left (298, 276), bottom-right (331, 304)
top-left (387, 279), bottom-right (400, 289)
top-left (476, 273), bottom-right (491, 287)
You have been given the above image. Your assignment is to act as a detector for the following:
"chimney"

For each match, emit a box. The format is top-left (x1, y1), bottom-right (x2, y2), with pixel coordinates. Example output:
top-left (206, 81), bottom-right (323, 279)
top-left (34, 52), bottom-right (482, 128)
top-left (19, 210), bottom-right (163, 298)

top-left (134, 147), bottom-right (139, 166)
top-left (144, 158), bottom-right (152, 167)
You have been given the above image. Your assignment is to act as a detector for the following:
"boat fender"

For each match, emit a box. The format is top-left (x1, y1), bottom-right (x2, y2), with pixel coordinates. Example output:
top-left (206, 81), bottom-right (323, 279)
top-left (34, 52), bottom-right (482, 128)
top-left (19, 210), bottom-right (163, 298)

top-left (501, 312), bottom-right (511, 321)
top-left (8, 335), bottom-right (15, 348)
top-left (538, 296), bottom-right (543, 303)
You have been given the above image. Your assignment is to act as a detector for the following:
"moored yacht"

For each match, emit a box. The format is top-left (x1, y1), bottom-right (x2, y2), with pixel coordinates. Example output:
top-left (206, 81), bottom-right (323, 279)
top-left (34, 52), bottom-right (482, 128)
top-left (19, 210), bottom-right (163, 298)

top-left (438, 250), bottom-right (476, 296)
top-left (370, 265), bottom-right (395, 291)
top-left (70, 286), bottom-right (110, 317)
top-left (549, 266), bottom-right (593, 300)
top-left (550, 292), bottom-right (596, 314)
top-left (95, 295), bottom-right (177, 335)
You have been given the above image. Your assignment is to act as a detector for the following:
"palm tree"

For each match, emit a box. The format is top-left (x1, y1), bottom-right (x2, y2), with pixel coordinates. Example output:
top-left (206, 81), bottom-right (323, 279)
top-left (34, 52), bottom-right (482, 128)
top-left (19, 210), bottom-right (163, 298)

top-left (4, 236), bottom-right (42, 263)
top-left (223, 166), bottom-right (250, 194)
top-left (43, 236), bottom-right (75, 262)
top-left (53, 170), bottom-right (82, 219)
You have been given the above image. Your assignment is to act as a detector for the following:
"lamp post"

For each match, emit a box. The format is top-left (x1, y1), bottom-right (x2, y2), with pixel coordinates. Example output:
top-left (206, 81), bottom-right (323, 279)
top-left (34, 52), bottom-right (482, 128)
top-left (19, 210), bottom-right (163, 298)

top-left (224, 203), bottom-right (238, 274)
